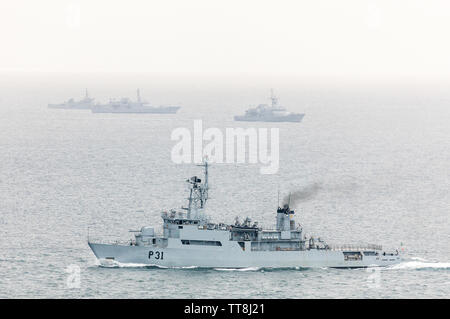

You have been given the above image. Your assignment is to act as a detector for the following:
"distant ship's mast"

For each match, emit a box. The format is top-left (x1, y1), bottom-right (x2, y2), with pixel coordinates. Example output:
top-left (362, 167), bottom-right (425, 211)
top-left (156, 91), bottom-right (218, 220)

top-left (137, 89), bottom-right (141, 103)
top-left (185, 160), bottom-right (209, 219)
top-left (270, 89), bottom-right (278, 108)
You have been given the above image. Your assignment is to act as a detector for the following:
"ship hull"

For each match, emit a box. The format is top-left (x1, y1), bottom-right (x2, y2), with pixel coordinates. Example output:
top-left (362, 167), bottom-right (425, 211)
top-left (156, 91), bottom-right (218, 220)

top-left (234, 113), bottom-right (304, 123)
top-left (91, 106), bottom-right (180, 114)
top-left (48, 104), bottom-right (92, 109)
top-left (88, 242), bottom-right (401, 268)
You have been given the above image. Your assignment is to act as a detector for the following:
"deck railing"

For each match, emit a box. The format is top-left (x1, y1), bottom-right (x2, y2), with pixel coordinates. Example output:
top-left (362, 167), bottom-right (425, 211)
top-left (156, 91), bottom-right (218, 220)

top-left (88, 237), bottom-right (133, 245)
top-left (328, 244), bottom-right (382, 251)
top-left (88, 232), bottom-right (164, 245)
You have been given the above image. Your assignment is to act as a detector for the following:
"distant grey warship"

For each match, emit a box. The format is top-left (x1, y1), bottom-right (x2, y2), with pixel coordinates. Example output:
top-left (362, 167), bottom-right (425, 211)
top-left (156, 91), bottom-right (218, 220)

top-left (88, 162), bottom-right (401, 268)
top-left (48, 89), bottom-right (94, 109)
top-left (91, 89), bottom-right (180, 114)
top-left (234, 90), bottom-right (304, 122)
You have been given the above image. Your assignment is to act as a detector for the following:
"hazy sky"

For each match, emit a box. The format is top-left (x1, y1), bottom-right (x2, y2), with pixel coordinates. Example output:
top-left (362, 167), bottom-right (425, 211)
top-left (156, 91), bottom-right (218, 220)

top-left (2, 0), bottom-right (450, 78)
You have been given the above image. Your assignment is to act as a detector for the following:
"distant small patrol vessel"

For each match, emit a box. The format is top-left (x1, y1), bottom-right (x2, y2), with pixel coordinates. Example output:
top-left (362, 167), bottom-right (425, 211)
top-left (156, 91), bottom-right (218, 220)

top-left (48, 89), bottom-right (94, 109)
top-left (234, 90), bottom-right (304, 122)
top-left (91, 89), bottom-right (180, 114)
top-left (88, 162), bottom-right (401, 268)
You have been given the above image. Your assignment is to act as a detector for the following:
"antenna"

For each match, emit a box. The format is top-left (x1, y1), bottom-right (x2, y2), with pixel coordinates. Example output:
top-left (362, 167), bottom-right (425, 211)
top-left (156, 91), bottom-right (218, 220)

top-left (270, 89), bottom-right (278, 108)
top-left (187, 187), bottom-right (193, 218)
top-left (277, 187), bottom-right (280, 208)
top-left (137, 88), bottom-right (141, 103)
top-left (197, 157), bottom-right (209, 203)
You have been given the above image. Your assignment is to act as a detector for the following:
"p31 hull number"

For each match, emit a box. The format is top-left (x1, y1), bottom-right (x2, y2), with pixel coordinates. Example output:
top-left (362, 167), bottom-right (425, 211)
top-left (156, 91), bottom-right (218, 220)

top-left (148, 251), bottom-right (164, 260)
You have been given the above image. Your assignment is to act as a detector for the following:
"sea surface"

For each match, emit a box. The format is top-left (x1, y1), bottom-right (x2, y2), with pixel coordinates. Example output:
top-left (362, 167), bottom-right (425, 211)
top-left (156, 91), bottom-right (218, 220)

top-left (0, 74), bottom-right (449, 298)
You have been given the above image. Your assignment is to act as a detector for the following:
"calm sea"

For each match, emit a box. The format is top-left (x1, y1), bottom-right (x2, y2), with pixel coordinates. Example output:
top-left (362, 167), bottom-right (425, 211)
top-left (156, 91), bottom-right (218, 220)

top-left (0, 74), bottom-right (449, 298)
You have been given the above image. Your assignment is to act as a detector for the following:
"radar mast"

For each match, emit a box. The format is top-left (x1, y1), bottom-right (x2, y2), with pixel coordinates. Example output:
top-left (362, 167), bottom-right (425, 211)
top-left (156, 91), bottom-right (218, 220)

top-left (185, 159), bottom-right (209, 219)
top-left (137, 88), bottom-right (141, 103)
top-left (270, 89), bottom-right (278, 108)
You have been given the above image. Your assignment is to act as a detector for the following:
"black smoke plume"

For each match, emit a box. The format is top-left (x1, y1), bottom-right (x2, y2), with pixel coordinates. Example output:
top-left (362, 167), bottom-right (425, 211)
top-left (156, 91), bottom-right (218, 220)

top-left (282, 183), bottom-right (322, 208)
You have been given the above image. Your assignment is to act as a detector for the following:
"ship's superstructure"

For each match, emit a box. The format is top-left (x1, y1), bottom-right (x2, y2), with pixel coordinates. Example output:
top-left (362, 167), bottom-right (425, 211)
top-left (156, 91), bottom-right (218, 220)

top-left (234, 90), bottom-right (304, 122)
top-left (91, 89), bottom-right (180, 114)
top-left (88, 162), bottom-right (401, 268)
top-left (48, 89), bottom-right (94, 109)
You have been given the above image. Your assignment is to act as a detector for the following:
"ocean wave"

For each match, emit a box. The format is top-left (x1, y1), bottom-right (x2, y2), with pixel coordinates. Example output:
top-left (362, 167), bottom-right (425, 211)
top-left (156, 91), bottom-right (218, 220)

top-left (98, 259), bottom-right (151, 268)
top-left (214, 267), bottom-right (262, 272)
top-left (97, 259), bottom-right (201, 269)
top-left (95, 259), bottom-right (450, 271)
top-left (213, 266), bottom-right (308, 272)
top-left (388, 261), bottom-right (450, 270)
top-left (409, 257), bottom-right (428, 262)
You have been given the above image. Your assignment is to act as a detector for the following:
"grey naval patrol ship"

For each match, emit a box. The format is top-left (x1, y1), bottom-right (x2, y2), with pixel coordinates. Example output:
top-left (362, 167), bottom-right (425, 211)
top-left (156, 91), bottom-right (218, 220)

top-left (48, 89), bottom-right (94, 109)
top-left (234, 90), bottom-right (304, 123)
top-left (88, 162), bottom-right (401, 268)
top-left (91, 89), bottom-right (180, 114)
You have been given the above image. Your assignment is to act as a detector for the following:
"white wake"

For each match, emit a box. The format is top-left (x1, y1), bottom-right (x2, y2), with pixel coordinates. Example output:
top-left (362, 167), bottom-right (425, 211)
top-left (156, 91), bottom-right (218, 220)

top-left (97, 259), bottom-right (200, 269)
top-left (214, 267), bottom-right (262, 272)
top-left (389, 260), bottom-right (450, 270)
